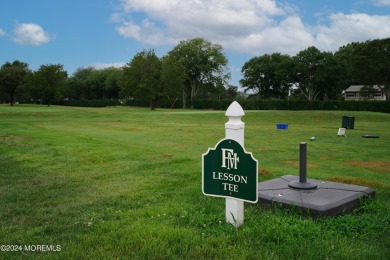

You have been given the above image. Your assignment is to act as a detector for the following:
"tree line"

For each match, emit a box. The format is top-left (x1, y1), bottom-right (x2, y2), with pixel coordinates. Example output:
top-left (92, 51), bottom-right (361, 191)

top-left (1, 37), bottom-right (389, 109)
top-left (241, 38), bottom-right (390, 101)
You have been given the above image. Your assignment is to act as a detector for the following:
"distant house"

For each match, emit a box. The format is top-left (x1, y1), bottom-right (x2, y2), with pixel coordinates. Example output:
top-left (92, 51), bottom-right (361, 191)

top-left (343, 85), bottom-right (386, 101)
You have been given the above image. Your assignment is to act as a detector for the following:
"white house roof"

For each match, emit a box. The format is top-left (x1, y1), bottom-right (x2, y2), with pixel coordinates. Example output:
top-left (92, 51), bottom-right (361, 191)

top-left (344, 85), bottom-right (383, 92)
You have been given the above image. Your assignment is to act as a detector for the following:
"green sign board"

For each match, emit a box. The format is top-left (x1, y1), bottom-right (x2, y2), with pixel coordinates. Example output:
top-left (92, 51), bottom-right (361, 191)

top-left (202, 139), bottom-right (258, 203)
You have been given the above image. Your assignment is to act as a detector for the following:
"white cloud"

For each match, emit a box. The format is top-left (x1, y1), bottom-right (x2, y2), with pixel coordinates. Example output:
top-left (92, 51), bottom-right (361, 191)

top-left (114, 0), bottom-right (390, 56)
top-left (0, 28), bottom-right (5, 36)
top-left (110, 13), bottom-right (123, 23)
top-left (91, 62), bottom-right (126, 70)
top-left (316, 13), bottom-right (390, 51)
top-left (116, 18), bottom-right (165, 45)
top-left (372, 0), bottom-right (390, 6)
top-left (115, 0), bottom-right (285, 47)
top-left (222, 16), bottom-right (316, 56)
top-left (13, 23), bottom-right (53, 46)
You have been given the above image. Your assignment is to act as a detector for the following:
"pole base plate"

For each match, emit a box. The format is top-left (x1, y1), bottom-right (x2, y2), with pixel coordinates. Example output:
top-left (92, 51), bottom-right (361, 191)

top-left (288, 181), bottom-right (318, 190)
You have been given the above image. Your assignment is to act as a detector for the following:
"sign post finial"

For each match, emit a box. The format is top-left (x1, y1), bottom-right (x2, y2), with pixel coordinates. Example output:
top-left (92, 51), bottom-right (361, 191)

top-left (225, 101), bottom-right (245, 146)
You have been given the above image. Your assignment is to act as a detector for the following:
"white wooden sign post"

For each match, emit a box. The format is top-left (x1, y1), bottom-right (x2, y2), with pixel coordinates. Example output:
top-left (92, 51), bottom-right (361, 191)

top-left (202, 101), bottom-right (258, 228)
top-left (225, 101), bottom-right (246, 227)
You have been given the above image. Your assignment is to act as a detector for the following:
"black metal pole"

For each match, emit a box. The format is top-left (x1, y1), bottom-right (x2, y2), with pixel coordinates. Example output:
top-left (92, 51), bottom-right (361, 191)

top-left (299, 142), bottom-right (307, 183)
top-left (288, 142), bottom-right (317, 190)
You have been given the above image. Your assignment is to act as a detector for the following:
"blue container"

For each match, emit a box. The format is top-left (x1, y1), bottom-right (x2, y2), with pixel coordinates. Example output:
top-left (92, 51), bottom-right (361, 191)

top-left (276, 124), bottom-right (288, 130)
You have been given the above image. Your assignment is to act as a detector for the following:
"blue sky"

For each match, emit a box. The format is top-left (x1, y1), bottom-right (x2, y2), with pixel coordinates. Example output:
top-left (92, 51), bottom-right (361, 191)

top-left (1, 0), bottom-right (390, 87)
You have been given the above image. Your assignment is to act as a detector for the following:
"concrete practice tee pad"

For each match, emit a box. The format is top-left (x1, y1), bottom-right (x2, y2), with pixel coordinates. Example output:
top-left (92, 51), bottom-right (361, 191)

top-left (258, 175), bottom-right (375, 216)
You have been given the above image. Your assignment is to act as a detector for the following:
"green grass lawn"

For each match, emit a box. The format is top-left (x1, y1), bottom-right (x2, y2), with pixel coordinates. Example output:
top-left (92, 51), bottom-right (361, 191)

top-left (0, 104), bottom-right (389, 259)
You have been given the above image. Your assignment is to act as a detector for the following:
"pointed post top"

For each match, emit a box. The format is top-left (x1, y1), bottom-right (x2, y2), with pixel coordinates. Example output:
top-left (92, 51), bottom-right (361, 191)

top-left (225, 101), bottom-right (245, 117)
top-left (225, 101), bottom-right (245, 142)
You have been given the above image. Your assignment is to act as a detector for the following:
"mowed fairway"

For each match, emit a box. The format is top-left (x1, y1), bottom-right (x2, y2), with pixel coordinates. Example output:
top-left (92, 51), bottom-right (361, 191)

top-left (0, 105), bottom-right (389, 259)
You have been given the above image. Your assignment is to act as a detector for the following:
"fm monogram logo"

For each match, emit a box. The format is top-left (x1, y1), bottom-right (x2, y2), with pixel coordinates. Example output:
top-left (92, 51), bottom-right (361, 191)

top-left (221, 148), bottom-right (239, 170)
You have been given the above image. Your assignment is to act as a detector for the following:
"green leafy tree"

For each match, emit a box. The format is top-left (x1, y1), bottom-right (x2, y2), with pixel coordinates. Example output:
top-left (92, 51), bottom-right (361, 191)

top-left (293, 46), bottom-right (343, 100)
top-left (320, 54), bottom-right (346, 100)
top-left (85, 69), bottom-right (107, 99)
top-left (359, 85), bottom-right (378, 100)
top-left (65, 67), bottom-right (95, 99)
top-left (0, 60), bottom-right (30, 105)
top-left (368, 39), bottom-right (390, 99)
top-left (225, 85), bottom-right (238, 99)
top-left (349, 38), bottom-right (390, 99)
top-left (240, 53), bottom-right (293, 100)
top-left (202, 83), bottom-right (238, 100)
top-left (121, 50), bottom-right (162, 110)
top-left (334, 42), bottom-right (361, 86)
top-left (69, 67), bottom-right (123, 100)
top-left (121, 49), bottom-right (184, 110)
top-left (169, 38), bottom-right (230, 108)
top-left (32, 64), bottom-right (68, 106)
top-left (104, 67), bottom-right (123, 99)
top-left (160, 54), bottom-right (186, 103)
